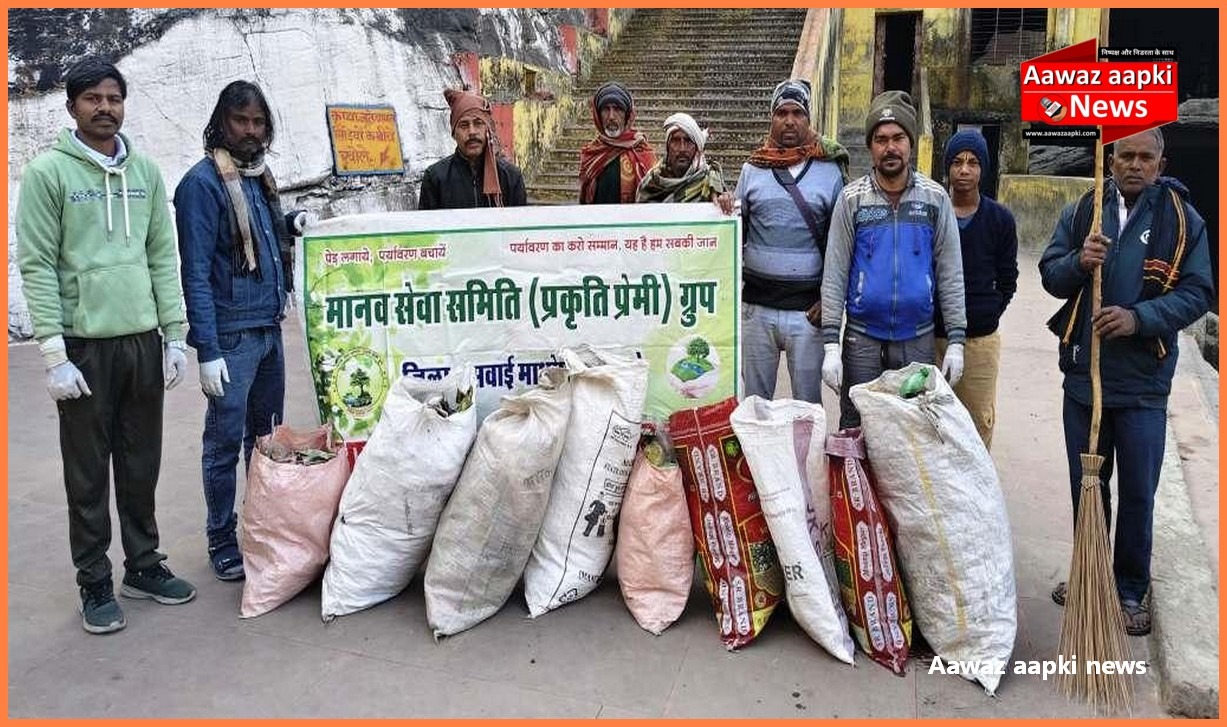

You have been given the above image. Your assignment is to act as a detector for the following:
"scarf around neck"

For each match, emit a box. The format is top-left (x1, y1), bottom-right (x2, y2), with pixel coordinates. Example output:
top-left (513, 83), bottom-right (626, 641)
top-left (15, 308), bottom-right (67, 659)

top-left (636, 160), bottom-right (725, 203)
top-left (747, 130), bottom-right (851, 183)
top-left (211, 147), bottom-right (289, 281)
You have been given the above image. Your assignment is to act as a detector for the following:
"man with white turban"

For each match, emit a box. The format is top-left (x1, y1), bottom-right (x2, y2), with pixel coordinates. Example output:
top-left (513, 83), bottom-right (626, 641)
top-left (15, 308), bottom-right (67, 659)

top-left (636, 112), bottom-right (730, 206)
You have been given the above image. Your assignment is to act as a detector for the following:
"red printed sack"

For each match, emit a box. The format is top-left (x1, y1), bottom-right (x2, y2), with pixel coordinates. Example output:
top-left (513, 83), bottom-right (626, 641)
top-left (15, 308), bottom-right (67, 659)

top-left (669, 397), bottom-right (783, 650)
top-left (827, 427), bottom-right (912, 674)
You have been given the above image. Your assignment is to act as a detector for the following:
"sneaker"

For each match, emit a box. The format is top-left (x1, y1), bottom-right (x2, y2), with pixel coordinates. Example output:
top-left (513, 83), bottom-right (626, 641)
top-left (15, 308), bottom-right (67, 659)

top-left (208, 541), bottom-right (245, 582)
top-left (120, 563), bottom-right (197, 605)
top-left (79, 580), bottom-right (126, 634)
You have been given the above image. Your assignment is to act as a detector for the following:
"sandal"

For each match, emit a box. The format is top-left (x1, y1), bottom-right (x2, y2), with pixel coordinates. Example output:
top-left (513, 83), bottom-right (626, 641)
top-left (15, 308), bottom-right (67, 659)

top-left (1121, 600), bottom-right (1151, 636)
top-left (1051, 581), bottom-right (1067, 606)
top-left (209, 542), bottom-right (245, 582)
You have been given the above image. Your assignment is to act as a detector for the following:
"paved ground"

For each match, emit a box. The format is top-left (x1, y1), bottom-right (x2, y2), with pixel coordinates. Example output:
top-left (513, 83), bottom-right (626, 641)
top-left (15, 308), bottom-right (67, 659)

top-left (8, 253), bottom-right (1212, 718)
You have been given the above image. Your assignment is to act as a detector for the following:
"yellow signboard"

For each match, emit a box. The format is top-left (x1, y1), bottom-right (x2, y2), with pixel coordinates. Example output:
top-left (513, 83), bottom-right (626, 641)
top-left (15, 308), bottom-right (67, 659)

top-left (325, 105), bottom-right (405, 176)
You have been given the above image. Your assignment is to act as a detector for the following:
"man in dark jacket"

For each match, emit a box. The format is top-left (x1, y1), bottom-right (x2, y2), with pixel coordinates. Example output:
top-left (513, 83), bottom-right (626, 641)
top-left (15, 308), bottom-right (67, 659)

top-left (935, 129), bottom-right (1019, 449)
top-left (418, 88), bottom-right (526, 209)
top-left (1039, 128), bottom-right (1213, 636)
top-left (175, 80), bottom-right (306, 582)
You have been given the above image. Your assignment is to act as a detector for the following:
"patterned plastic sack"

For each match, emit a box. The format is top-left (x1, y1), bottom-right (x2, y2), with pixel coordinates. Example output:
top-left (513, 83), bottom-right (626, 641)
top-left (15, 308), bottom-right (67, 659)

top-left (827, 427), bottom-right (911, 675)
top-left (669, 397), bottom-right (783, 650)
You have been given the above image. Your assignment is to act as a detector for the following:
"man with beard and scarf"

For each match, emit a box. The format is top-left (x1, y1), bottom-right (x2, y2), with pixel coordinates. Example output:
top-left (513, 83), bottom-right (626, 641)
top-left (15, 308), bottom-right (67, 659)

top-left (821, 90), bottom-right (967, 429)
top-left (174, 80), bottom-right (307, 582)
top-left (418, 88), bottom-right (526, 209)
top-left (578, 82), bottom-right (655, 204)
top-left (735, 79), bottom-right (849, 404)
top-left (636, 112), bottom-right (731, 206)
top-left (17, 57), bottom-right (195, 634)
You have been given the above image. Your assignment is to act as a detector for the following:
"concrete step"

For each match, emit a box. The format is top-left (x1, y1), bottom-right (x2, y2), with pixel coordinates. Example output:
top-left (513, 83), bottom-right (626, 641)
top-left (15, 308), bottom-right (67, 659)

top-left (528, 7), bottom-right (802, 198)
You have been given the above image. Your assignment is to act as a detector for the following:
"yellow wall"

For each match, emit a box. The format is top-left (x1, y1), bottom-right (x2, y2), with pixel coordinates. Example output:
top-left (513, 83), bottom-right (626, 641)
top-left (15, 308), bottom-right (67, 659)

top-left (997, 174), bottom-right (1093, 252)
top-left (478, 9), bottom-right (635, 182)
top-left (837, 9), bottom-right (876, 134)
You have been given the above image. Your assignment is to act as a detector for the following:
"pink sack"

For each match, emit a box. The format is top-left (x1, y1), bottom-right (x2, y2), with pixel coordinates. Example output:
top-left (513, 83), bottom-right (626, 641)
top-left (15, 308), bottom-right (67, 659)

top-left (240, 424), bottom-right (351, 618)
top-left (616, 434), bottom-right (693, 635)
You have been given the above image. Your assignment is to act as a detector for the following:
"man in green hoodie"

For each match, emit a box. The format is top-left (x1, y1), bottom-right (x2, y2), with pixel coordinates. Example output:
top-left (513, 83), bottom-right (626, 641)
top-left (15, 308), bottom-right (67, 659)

top-left (16, 57), bottom-right (197, 635)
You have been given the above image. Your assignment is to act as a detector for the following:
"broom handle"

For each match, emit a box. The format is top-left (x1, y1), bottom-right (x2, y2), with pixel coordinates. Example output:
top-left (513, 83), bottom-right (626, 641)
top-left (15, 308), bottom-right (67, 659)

top-left (1088, 131), bottom-right (1104, 452)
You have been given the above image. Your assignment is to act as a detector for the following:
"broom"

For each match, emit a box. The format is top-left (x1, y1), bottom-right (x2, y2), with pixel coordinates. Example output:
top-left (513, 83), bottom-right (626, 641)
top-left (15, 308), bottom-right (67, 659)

top-left (1054, 123), bottom-right (1133, 711)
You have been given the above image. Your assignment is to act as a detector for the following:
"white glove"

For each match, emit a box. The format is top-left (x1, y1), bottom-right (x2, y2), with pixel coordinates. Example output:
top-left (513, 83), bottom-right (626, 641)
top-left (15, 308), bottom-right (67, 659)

top-left (40, 335), bottom-right (92, 401)
top-left (163, 341), bottom-right (188, 390)
top-left (821, 342), bottom-right (843, 391)
top-left (941, 342), bottom-right (965, 386)
top-left (199, 357), bottom-right (230, 397)
top-left (47, 361), bottom-right (92, 400)
top-left (292, 210), bottom-right (318, 235)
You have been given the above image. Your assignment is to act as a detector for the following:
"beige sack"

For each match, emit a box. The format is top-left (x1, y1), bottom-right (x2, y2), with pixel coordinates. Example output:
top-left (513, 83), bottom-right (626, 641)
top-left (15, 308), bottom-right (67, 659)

top-left (615, 446), bottom-right (693, 635)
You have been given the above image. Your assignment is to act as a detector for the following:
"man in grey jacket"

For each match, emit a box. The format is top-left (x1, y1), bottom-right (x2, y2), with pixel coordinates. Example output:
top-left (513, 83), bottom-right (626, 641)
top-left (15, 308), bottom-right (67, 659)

top-left (820, 91), bottom-right (967, 428)
top-left (735, 79), bottom-right (847, 403)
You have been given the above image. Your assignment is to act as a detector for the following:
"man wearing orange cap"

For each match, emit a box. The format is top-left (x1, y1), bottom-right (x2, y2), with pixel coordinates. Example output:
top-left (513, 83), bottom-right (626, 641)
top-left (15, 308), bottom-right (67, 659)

top-left (418, 88), bottom-right (526, 210)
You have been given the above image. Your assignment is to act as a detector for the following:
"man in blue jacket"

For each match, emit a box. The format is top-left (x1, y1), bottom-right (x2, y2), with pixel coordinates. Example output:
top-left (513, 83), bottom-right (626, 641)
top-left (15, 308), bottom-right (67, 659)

top-left (820, 91), bottom-right (967, 428)
top-left (1040, 128), bottom-right (1213, 636)
top-left (174, 81), bottom-right (306, 582)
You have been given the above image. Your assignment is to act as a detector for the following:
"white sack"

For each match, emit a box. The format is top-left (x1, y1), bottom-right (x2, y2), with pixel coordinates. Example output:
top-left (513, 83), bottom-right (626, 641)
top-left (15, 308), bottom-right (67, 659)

top-left (321, 365), bottom-right (477, 621)
top-left (423, 367), bottom-right (572, 637)
top-left (730, 396), bottom-right (855, 664)
top-left (850, 362), bottom-right (1017, 694)
top-left (523, 345), bottom-right (649, 617)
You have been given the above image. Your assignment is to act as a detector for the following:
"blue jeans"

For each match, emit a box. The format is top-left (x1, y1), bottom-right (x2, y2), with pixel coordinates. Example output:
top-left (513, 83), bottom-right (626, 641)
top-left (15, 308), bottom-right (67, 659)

top-left (201, 325), bottom-right (285, 545)
top-left (839, 329), bottom-right (936, 429)
top-left (741, 302), bottom-right (824, 404)
top-left (1062, 395), bottom-right (1166, 603)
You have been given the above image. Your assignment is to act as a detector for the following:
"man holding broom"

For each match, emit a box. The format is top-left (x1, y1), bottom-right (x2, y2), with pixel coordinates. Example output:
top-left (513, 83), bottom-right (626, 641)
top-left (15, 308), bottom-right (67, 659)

top-left (1039, 128), bottom-right (1213, 636)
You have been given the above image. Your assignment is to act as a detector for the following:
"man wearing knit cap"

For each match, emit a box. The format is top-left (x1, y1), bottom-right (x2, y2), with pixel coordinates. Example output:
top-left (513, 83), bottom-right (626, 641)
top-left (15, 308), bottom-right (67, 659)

top-left (418, 88), bottom-right (526, 210)
top-left (734, 78), bottom-right (849, 404)
top-left (636, 112), bottom-right (730, 205)
top-left (934, 129), bottom-right (1018, 449)
top-left (820, 90), bottom-right (967, 429)
top-left (579, 82), bottom-right (655, 204)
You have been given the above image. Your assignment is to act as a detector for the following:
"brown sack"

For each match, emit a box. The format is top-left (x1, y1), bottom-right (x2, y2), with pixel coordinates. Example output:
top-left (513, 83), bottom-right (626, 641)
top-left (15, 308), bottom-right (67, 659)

top-left (240, 424), bottom-right (351, 618)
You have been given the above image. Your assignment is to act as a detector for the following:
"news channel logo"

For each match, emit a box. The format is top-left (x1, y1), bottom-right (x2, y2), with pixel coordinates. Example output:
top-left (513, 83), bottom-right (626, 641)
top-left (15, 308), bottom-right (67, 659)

top-left (1039, 96), bottom-right (1067, 122)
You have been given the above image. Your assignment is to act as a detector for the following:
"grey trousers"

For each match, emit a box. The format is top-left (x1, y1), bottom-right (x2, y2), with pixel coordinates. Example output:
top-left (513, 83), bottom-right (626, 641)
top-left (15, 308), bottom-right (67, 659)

top-left (838, 329), bottom-right (936, 429)
top-left (741, 302), bottom-right (824, 404)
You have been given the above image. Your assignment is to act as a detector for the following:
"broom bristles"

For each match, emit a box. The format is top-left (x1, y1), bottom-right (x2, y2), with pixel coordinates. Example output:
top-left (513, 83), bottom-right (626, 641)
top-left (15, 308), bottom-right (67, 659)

top-left (1057, 453), bottom-right (1134, 712)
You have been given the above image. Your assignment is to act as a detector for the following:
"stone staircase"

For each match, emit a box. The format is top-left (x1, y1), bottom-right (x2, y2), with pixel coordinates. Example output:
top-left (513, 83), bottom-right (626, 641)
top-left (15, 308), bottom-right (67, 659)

top-left (838, 129), bottom-right (873, 181)
top-left (527, 8), bottom-right (807, 203)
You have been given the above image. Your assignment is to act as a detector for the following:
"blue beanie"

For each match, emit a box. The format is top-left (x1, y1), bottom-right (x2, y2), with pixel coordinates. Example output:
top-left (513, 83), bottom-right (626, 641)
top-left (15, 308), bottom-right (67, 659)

top-left (943, 129), bottom-right (989, 176)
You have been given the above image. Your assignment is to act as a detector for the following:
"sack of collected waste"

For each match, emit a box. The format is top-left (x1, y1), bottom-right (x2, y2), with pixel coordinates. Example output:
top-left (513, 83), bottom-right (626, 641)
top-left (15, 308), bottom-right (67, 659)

top-left (730, 396), bottom-right (854, 664)
top-left (321, 365), bottom-right (478, 621)
top-left (240, 423), bottom-right (351, 618)
top-left (827, 427), bottom-right (911, 675)
top-left (850, 362), bottom-right (1016, 694)
top-left (424, 367), bottom-right (571, 638)
top-left (524, 346), bottom-right (648, 617)
top-left (615, 423), bottom-right (693, 635)
top-left (669, 396), bottom-right (784, 650)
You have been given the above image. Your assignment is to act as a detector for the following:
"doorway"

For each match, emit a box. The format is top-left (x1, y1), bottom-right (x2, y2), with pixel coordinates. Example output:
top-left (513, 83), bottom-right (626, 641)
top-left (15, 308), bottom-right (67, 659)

top-left (874, 12), bottom-right (922, 97)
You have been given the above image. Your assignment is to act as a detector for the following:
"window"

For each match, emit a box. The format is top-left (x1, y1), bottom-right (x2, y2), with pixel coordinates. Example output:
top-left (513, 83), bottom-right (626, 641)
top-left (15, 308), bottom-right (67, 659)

top-left (970, 9), bottom-right (1048, 65)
